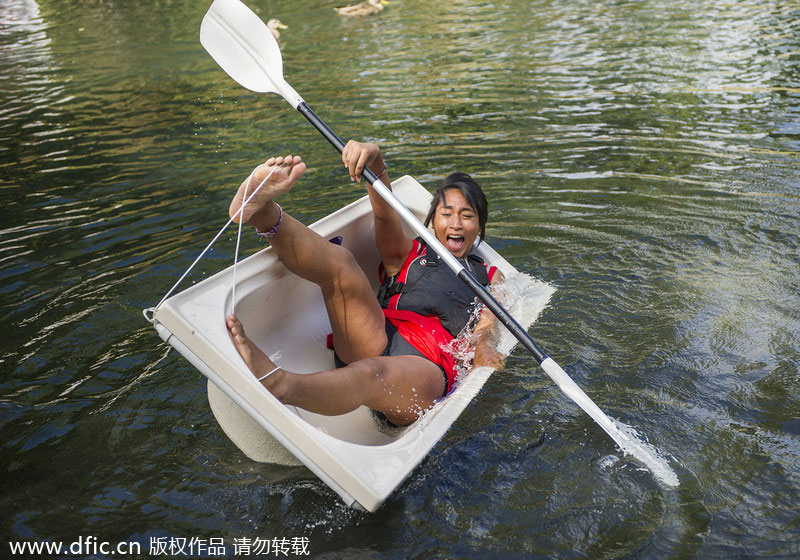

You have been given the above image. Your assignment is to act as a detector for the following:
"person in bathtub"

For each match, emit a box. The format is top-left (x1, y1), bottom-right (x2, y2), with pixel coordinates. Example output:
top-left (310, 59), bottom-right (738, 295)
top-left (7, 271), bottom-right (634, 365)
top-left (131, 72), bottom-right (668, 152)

top-left (226, 141), bottom-right (505, 426)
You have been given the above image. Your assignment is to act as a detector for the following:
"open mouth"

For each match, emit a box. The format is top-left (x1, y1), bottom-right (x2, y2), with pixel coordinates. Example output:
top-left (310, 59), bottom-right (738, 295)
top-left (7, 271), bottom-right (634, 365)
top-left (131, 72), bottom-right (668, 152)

top-left (445, 235), bottom-right (465, 252)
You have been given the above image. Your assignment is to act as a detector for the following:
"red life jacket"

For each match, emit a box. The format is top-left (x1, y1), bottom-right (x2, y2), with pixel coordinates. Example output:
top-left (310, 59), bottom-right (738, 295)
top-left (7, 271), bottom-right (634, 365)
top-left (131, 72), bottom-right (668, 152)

top-left (378, 239), bottom-right (498, 388)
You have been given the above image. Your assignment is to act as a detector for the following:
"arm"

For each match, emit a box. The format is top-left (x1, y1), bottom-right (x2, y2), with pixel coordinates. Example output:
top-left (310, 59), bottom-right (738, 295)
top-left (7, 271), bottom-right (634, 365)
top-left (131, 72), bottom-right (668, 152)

top-left (341, 140), bottom-right (413, 274)
top-left (472, 269), bottom-right (507, 369)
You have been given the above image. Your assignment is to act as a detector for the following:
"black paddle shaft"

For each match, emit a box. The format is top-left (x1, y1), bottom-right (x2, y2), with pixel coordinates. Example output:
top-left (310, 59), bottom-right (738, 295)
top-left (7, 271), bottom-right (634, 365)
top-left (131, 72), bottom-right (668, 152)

top-left (296, 101), bottom-right (548, 365)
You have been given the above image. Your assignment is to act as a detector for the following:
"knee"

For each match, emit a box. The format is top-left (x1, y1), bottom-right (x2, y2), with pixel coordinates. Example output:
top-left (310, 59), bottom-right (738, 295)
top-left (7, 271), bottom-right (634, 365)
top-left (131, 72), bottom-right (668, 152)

top-left (324, 246), bottom-right (367, 292)
top-left (349, 357), bottom-right (389, 389)
top-left (328, 244), bottom-right (359, 276)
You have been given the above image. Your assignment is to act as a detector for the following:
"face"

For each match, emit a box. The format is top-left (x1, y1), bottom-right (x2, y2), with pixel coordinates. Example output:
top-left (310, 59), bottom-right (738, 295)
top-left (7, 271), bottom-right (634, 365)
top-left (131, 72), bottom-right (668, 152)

top-left (432, 188), bottom-right (481, 258)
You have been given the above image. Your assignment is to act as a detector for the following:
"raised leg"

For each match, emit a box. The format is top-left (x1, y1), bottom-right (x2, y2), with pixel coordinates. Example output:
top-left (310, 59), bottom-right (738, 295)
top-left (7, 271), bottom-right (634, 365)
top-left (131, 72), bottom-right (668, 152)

top-left (230, 155), bottom-right (387, 363)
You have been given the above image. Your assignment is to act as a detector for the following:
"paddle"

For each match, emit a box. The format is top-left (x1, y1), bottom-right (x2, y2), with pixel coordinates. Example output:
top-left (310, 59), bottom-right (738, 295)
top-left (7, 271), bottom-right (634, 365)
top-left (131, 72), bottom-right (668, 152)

top-left (199, 0), bottom-right (677, 486)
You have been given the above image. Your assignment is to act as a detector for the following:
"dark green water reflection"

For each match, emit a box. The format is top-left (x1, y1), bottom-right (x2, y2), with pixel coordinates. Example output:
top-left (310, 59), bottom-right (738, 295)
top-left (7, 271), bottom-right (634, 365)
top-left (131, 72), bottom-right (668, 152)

top-left (1, 0), bottom-right (798, 558)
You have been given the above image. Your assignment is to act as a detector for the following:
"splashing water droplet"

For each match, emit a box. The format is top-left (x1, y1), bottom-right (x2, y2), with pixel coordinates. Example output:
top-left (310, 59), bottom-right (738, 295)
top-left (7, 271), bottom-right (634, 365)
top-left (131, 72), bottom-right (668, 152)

top-left (596, 454), bottom-right (620, 473)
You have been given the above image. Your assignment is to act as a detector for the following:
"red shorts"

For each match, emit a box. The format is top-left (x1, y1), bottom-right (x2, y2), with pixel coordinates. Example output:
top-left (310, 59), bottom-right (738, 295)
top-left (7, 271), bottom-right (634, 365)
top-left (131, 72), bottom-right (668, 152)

top-left (382, 308), bottom-right (457, 395)
top-left (326, 309), bottom-right (459, 396)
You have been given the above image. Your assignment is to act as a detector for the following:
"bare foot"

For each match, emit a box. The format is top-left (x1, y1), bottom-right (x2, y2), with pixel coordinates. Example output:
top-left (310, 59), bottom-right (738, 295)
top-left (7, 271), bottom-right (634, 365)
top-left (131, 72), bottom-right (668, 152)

top-left (226, 313), bottom-right (284, 393)
top-left (229, 155), bottom-right (306, 226)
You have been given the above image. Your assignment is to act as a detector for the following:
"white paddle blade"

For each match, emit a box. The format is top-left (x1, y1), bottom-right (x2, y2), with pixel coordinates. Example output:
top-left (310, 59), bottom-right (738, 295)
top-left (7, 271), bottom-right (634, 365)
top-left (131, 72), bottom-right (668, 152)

top-left (200, 0), bottom-right (303, 106)
top-left (539, 358), bottom-right (679, 487)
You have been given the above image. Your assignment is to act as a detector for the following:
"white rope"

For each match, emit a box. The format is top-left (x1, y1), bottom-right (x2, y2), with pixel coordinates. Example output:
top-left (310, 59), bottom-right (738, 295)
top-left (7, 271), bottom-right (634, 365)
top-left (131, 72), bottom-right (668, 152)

top-left (230, 173), bottom-right (250, 316)
top-left (146, 165), bottom-right (278, 321)
top-left (256, 365), bottom-right (281, 382)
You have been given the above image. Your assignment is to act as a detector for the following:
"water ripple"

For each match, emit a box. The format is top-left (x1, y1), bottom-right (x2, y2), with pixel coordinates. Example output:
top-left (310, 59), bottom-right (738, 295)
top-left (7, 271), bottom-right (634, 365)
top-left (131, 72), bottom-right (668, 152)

top-left (1, 0), bottom-right (799, 556)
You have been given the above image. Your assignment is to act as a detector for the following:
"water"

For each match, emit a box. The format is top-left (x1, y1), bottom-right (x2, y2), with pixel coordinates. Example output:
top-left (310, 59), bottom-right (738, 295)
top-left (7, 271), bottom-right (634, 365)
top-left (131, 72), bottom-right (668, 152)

top-left (2, 0), bottom-right (798, 557)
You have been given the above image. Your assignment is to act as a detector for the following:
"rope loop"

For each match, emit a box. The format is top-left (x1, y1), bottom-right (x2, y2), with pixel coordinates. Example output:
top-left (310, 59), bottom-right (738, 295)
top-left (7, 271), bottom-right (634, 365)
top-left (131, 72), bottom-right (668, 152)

top-left (147, 164), bottom-right (279, 320)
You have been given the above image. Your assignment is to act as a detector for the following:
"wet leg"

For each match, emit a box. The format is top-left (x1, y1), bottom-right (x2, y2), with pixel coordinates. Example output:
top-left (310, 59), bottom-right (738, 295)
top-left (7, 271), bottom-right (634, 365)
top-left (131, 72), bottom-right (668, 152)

top-left (226, 315), bottom-right (444, 426)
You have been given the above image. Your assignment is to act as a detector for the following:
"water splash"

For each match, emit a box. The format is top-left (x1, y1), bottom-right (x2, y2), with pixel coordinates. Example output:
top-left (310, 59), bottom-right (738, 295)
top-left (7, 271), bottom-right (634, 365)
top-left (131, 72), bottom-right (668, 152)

top-left (540, 356), bottom-right (680, 488)
top-left (442, 272), bottom-right (554, 387)
top-left (440, 272), bottom-right (679, 488)
top-left (612, 419), bottom-right (680, 488)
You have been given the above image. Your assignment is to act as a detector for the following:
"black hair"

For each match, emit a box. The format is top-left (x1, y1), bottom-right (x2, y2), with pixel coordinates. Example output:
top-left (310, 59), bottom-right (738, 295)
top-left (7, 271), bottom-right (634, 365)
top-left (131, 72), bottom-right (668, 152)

top-left (424, 172), bottom-right (488, 243)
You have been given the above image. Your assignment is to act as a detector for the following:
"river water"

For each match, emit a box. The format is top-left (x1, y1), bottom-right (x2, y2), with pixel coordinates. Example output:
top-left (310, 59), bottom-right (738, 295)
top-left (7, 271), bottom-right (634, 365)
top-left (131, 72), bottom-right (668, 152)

top-left (2, 0), bottom-right (798, 558)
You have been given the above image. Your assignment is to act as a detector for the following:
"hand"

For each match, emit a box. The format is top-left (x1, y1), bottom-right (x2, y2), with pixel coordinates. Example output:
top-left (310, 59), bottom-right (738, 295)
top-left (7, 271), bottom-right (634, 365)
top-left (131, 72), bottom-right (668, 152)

top-left (471, 298), bottom-right (506, 370)
top-left (473, 343), bottom-right (507, 370)
top-left (342, 140), bottom-right (384, 183)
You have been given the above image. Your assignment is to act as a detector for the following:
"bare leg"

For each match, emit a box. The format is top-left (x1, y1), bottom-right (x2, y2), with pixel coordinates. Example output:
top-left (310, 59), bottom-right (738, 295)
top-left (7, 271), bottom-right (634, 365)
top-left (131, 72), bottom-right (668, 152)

top-left (226, 315), bottom-right (445, 426)
top-left (230, 155), bottom-right (387, 362)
